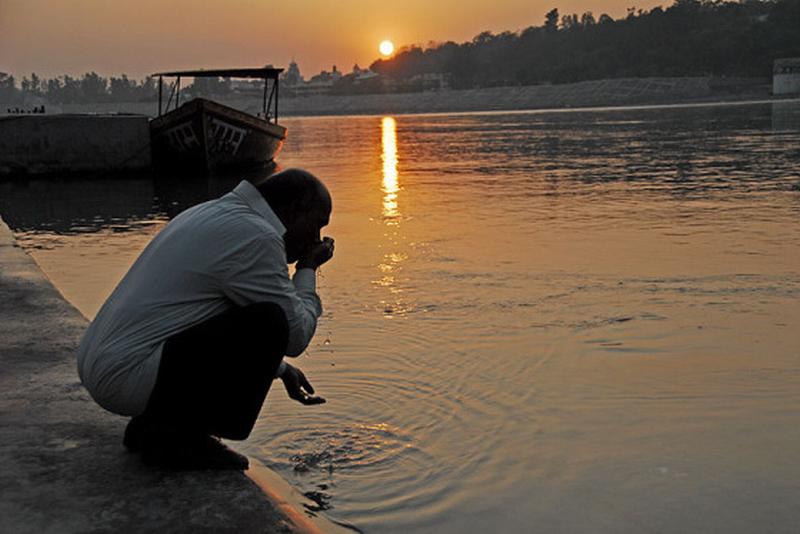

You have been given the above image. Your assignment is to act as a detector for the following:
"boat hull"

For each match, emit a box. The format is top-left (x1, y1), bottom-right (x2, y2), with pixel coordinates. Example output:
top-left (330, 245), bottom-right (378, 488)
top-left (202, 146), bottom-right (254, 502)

top-left (150, 98), bottom-right (286, 173)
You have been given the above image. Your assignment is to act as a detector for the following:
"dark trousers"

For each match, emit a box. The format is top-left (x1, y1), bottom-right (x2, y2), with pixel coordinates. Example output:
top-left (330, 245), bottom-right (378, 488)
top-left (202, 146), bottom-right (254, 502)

top-left (141, 302), bottom-right (289, 440)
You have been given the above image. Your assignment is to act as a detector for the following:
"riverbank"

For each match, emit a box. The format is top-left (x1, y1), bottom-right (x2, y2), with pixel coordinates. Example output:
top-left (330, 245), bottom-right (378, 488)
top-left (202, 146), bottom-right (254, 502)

top-left (38, 76), bottom-right (776, 118)
top-left (0, 216), bottom-right (337, 533)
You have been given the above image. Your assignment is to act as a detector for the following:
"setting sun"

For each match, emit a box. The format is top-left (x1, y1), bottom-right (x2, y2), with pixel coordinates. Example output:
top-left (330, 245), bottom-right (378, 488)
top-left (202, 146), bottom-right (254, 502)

top-left (379, 40), bottom-right (394, 57)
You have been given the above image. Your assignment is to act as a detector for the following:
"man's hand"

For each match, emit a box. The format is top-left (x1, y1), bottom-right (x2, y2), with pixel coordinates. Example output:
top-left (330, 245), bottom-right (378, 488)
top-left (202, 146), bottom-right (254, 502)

top-left (280, 363), bottom-right (326, 405)
top-left (296, 237), bottom-right (335, 270)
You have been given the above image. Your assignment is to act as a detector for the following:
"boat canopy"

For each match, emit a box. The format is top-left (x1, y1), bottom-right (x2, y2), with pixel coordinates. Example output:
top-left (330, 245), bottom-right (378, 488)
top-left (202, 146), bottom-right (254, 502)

top-left (152, 67), bottom-right (283, 79)
top-left (153, 67), bottom-right (284, 121)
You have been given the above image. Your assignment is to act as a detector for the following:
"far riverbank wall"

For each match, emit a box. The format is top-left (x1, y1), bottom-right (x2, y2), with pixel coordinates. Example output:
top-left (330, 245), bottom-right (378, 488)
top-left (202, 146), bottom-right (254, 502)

top-left (46, 76), bottom-right (771, 118)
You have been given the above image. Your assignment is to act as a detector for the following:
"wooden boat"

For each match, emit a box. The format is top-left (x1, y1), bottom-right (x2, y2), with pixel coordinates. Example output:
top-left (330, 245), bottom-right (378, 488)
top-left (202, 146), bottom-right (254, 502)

top-left (150, 67), bottom-right (287, 172)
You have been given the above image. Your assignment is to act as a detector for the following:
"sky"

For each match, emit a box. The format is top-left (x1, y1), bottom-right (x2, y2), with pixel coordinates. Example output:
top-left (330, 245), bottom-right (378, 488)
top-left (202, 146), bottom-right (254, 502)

top-left (1, 0), bottom-right (667, 81)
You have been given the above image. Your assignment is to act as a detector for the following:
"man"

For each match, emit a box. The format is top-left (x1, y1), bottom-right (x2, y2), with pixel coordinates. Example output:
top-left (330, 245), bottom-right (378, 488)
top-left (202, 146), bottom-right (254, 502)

top-left (77, 168), bottom-right (334, 470)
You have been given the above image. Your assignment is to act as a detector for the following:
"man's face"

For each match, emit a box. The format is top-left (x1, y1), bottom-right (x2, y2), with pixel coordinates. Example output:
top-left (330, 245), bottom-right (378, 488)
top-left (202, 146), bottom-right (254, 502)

top-left (283, 205), bottom-right (330, 263)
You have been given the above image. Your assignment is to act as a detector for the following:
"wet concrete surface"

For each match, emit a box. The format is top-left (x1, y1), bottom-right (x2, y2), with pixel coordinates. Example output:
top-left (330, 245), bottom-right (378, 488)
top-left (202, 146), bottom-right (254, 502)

top-left (0, 216), bottom-right (324, 534)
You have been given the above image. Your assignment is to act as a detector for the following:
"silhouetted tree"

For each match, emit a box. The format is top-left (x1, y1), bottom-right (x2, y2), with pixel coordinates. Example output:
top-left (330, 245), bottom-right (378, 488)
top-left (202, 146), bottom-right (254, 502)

top-left (545, 8), bottom-right (560, 32)
top-left (109, 74), bottom-right (135, 101)
top-left (60, 76), bottom-right (82, 103)
top-left (21, 73), bottom-right (43, 96)
top-left (80, 72), bottom-right (108, 102)
top-left (598, 13), bottom-right (614, 24)
top-left (190, 76), bottom-right (231, 97)
top-left (0, 73), bottom-right (18, 103)
top-left (135, 76), bottom-right (158, 101)
top-left (46, 78), bottom-right (62, 98)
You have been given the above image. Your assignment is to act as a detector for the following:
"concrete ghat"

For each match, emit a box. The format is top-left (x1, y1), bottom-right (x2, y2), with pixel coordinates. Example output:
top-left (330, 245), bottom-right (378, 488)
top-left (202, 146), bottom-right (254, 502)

top-left (0, 216), bottom-right (338, 534)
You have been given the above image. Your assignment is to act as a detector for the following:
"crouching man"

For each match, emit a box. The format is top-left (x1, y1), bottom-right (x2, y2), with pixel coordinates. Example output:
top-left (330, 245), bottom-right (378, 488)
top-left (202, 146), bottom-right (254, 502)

top-left (77, 169), bottom-right (334, 470)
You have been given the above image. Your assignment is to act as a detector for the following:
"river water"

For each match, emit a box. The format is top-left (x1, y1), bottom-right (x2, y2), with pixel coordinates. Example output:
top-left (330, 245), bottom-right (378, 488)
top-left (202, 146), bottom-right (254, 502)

top-left (2, 101), bottom-right (799, 533)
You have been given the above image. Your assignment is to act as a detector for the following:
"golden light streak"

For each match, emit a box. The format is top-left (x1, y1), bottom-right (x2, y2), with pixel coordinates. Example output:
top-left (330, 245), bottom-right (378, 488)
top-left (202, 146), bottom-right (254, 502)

top-left (381, 116), bottom-right (399, 221)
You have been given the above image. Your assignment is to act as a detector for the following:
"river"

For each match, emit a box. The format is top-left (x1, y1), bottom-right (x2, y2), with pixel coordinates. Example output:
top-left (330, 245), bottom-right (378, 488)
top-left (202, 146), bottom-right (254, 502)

top-left (1, 100), bottom-right (799, 533)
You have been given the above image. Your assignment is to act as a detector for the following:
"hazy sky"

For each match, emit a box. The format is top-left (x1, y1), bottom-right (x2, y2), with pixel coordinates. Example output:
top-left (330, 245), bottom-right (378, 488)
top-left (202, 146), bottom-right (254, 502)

top-left (1, 0), bottom-right (666, 80)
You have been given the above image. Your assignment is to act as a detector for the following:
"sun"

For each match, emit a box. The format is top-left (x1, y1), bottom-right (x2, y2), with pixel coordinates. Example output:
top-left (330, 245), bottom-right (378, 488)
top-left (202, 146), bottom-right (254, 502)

top-left (379, 40), bottom-right (395, 57)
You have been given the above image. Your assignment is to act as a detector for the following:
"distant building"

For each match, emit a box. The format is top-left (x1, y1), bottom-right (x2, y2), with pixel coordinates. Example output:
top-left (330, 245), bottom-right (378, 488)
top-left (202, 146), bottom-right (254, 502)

top-left (281, 60), bottom-right (303, 87)
top-left (353, 66), bottom-right (378, 83)
top-left (294, 66), bottom-right (343, 96)
top-left (229, 79), bottom-right (261, 95)
top-left (283, 64), bottom-right (387, 97)
top-left (410, 72), bottom-right (449, 90)
top-left (773, 58), bottom-right (800, 95)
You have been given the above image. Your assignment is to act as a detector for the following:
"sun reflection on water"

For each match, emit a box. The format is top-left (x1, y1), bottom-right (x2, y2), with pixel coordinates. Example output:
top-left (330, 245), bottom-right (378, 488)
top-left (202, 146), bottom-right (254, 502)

top-left (381, 116), bottom-right (399, 222)
top-left (376, 116), bottom-right (412, 317)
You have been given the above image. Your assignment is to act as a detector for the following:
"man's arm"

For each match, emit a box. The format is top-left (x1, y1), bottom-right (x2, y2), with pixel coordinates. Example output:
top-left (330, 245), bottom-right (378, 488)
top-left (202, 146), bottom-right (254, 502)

top-left (222, 233), bottom-right (322, 357)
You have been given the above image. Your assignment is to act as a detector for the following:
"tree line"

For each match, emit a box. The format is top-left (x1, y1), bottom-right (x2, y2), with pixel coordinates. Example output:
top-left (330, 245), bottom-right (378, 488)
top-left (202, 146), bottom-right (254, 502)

top-left (0, 72), bottom-right (159, 104)
top-left (0, 71), bottom-right (247, 105)
top-left (369, 0), bottom-right (800, 88)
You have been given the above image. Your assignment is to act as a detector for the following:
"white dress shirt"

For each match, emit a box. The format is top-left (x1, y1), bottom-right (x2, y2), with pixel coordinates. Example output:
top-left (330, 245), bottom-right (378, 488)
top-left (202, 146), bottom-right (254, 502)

top-left (76, 180), bottom-right (322, 416)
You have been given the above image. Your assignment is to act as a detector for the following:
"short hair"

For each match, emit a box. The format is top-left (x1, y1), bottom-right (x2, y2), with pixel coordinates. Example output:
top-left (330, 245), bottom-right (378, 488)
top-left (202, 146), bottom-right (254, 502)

top-left (255, 168), bottom-right (330, 212)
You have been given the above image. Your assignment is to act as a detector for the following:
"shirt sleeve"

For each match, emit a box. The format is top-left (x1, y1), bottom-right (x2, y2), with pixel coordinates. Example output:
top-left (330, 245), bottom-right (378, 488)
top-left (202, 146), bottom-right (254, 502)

top-left (221, 232), bottom-right (322, 357)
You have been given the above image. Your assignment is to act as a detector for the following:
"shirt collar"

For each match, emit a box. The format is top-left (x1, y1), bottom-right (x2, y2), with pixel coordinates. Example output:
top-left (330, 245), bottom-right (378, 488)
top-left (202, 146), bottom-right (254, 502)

top-left (232, 180), bottom-right (287, 236)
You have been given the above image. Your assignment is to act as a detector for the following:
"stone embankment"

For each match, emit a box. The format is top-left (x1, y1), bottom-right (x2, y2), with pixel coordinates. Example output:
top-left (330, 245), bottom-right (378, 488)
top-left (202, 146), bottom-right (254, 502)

top-left (0, 114), bottom-right (151, 175)
top-left (0, 217), bottom-right (333, 534)
top-left (276, 76), bottom-right (768, 116)
top-left (47, 76), bottom-right (772, 118)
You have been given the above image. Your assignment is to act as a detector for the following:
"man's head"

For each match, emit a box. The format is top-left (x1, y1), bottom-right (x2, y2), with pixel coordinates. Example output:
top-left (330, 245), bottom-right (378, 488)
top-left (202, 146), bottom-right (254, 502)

top-left (255, 168), bottom-right (332, 263)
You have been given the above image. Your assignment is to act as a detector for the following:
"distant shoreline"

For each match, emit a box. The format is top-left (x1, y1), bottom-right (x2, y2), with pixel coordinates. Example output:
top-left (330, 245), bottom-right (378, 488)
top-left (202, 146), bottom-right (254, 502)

top-left (280, 76), bottom-right (776, 117)
top-left (10, 76), bottom-right (787, 119)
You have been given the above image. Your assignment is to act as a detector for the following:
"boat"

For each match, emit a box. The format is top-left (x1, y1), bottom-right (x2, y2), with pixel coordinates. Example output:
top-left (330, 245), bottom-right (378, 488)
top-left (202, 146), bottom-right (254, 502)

top-left (149, 67), bottom-right (287, 173)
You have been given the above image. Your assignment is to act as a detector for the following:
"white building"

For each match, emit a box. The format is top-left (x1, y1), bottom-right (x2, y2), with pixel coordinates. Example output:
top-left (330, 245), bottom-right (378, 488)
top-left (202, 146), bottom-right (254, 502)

top-left (773, 58), bottom-right (800, 95)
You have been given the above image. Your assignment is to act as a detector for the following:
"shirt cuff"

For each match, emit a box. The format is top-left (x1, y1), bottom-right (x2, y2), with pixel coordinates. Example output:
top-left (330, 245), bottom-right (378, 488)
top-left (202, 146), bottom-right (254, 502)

top-left (275, 360), bottom-right (287, 379)
top-left (293, 267), bottom-right (317, 291)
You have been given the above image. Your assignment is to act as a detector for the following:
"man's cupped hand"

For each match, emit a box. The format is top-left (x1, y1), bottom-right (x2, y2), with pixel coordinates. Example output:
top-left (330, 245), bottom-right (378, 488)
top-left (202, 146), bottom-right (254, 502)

top-left (280, 362), bottom-right (326, 405)
top-left (297, 237), bottom-right (335, 270)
